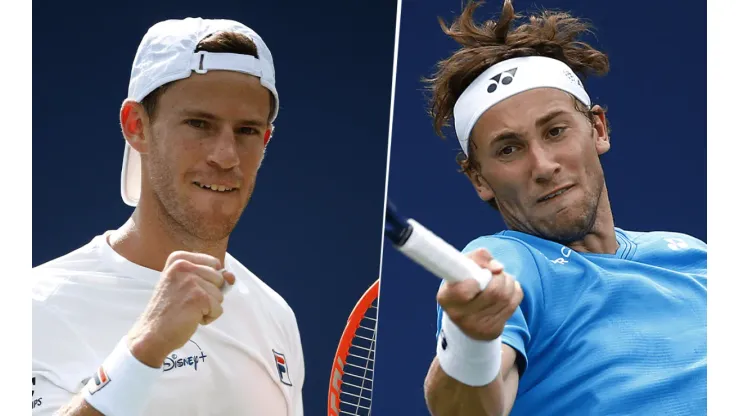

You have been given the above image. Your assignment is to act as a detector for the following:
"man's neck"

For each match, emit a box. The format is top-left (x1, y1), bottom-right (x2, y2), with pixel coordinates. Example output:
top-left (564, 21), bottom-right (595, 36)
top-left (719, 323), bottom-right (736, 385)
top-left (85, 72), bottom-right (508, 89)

top-left (108, 200), bottom-right (229, 272)
top-left (566, 187), bottom-right (618, 255)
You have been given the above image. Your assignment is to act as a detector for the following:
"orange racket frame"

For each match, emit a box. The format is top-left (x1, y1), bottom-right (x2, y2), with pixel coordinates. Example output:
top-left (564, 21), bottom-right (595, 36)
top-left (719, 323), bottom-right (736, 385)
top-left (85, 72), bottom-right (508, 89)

top-left (327, 280), bottom-right (380, 416)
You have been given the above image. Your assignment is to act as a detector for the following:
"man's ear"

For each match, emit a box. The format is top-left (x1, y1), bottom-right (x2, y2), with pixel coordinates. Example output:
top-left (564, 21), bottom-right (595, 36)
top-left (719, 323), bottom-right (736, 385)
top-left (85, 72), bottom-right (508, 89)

top-left (463, 164), bottom-right (496, 202)
top-left (120, 100), bottom-right (151, 154)
top-left (590, 104), bottom-right (610, 155)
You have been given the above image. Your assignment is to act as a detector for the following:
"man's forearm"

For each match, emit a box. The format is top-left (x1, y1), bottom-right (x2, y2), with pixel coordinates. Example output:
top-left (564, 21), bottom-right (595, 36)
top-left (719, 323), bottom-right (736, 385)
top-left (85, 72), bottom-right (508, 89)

top-left (53, 394), bottom-right (104, 416)
top-left (50, 336), bottom-right (164, 416)
top-left (424, 357), bottom-right (508, 416)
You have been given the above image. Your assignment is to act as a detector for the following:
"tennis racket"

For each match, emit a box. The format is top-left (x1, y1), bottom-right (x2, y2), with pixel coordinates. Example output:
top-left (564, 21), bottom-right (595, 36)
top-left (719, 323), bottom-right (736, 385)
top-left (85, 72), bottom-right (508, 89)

top-left (384, 201), bottom-right (492, 290)
top-left (327, 202), bottom-right (493, 415)
top-left (328, 280), bottom-right (379, 416)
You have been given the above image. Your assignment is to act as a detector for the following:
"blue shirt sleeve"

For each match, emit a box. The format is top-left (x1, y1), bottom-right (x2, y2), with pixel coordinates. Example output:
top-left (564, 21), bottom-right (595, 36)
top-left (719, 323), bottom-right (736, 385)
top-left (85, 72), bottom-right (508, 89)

top-left (435, 235), bottom-right (546, 375)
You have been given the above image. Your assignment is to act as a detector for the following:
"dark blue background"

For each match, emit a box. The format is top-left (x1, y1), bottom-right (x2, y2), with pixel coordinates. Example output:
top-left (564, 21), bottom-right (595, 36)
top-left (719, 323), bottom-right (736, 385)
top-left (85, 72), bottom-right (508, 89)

top-left (33, 0), bottom-right (397, 413)
top-left (374, 0), bottom-right (707, 414)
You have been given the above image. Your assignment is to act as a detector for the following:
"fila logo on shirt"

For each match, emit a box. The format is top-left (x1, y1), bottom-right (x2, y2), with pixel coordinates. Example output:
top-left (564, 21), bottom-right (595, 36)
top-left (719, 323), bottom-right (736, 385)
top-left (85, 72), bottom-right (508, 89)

top-left (664, 238), bottom-right (689, 251)
top-left (487, 68), bottom-right (518, 93)
top-left (272, 350), bottom-right (293, 386)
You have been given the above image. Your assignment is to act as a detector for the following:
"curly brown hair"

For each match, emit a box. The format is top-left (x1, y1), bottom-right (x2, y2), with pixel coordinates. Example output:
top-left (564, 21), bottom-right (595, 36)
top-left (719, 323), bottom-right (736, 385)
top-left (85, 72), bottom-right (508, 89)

top-left (424, 0), bottom-right (610, 209)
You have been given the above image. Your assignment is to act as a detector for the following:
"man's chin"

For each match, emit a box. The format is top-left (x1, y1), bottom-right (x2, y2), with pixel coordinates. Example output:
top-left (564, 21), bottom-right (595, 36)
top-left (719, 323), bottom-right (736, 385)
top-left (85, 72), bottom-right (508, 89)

top-left (179, 207), bottom-right (242, 240)
top-left (537, 213), bottom-right (596, 244)
top-left (188, 220), bottom-right (238, 242)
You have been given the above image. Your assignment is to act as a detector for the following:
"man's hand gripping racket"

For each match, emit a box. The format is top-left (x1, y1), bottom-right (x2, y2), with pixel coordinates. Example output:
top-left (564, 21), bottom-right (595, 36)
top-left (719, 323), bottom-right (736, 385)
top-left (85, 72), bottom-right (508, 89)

top-left (326, 203), bottom-right (523, 416)
top-left (385, 203), bottom-right (493, 289)
top-left (385, 202), bottom-right (522, 343)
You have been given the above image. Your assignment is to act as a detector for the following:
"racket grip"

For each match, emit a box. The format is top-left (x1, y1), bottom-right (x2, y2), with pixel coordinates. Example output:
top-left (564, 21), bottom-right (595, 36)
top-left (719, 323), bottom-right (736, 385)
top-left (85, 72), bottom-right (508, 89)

top-left (397, 219), bottom-right (492, 291)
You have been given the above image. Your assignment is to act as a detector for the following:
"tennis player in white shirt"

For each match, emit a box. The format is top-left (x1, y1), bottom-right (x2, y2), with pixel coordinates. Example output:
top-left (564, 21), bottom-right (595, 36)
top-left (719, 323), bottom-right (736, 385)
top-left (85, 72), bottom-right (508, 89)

top-left (32, 18), bottom-right (304, 416)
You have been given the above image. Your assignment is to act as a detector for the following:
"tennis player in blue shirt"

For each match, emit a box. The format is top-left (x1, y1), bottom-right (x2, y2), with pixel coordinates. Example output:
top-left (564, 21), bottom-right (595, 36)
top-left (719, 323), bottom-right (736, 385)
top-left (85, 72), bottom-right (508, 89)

top-left (423, 2), bottom-right (707, 415)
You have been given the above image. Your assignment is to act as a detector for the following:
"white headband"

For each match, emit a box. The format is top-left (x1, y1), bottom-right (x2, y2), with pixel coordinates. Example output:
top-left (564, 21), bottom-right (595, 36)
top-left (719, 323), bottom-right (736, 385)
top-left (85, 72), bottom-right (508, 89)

top-left (453, 56), bottom-right (591, 155)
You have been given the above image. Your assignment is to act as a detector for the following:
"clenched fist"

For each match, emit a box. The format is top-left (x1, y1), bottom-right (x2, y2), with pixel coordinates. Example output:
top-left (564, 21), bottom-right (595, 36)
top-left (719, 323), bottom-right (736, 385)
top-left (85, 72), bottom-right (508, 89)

top-left (127, 251), bottom-right (236, 367)
top-left (437, 248), bottom-right (523, 341)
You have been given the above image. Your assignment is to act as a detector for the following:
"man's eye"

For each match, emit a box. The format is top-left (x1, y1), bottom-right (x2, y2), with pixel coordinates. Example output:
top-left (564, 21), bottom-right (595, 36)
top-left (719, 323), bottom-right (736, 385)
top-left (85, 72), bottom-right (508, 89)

top-left (499, 145), bottom-right (517, 156)
top-left (187, 119), bottom-right (207, 129)
top-left (240, 127), bottom-right (259, 135)
top-left (548, 126), bottom-right (566, 137)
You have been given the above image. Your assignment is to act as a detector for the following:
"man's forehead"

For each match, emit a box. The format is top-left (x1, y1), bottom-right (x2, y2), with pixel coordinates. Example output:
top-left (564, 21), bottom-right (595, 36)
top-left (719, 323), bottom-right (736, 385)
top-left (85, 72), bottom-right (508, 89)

top-left (160, 73), bottom-right (271, 120)
top-left (480, 89), bottom-right (578, 125)
top-left (471, 89), bottom-right (580, 143)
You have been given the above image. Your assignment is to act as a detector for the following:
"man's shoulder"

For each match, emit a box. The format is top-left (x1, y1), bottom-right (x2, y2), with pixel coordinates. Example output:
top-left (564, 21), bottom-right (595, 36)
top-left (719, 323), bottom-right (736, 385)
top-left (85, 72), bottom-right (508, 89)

top-left (620, 228), bottom-right (707, 253)
top-left (465, 231), bottom-right (534, 254)
top-left (461, 232), bottom-right (565, 289)
top-left (32, 235), bottom-right (146, 318)
top-left (34, 235), bottom-right (106, 273)
top-left (464, 231), bottom-right (568, 266)
top-left (32, 236), bottom-right (107, 300)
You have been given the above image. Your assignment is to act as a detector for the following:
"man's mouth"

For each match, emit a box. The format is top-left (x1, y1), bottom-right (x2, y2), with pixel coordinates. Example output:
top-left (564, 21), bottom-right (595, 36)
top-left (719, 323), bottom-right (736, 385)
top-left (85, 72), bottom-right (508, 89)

top-left (537, 185), bottom-right (574, 203)
top-left (193, 181), bottom-right (238, 193)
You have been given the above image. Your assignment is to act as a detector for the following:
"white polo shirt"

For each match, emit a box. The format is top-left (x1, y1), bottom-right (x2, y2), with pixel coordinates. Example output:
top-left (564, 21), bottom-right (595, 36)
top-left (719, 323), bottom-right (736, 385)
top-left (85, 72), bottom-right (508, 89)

top-left (32, 233), bottom-right (304, 415)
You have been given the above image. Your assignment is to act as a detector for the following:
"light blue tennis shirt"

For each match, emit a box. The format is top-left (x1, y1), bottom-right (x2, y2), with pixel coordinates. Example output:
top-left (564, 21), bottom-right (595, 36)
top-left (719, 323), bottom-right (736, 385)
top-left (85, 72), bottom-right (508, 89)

top-left (436, 228), bottom-right (707, 415)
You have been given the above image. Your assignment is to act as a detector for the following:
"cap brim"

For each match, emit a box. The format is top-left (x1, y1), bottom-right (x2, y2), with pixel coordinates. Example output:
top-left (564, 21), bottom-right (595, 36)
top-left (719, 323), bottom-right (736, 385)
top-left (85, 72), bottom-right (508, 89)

top-left (121, 143), bottom-right (141, 207)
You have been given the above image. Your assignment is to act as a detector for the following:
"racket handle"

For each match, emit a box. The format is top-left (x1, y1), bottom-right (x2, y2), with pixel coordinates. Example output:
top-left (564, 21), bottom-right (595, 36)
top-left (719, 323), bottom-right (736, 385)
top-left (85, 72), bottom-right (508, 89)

top-left (397, 219), bottom-right (492, 291)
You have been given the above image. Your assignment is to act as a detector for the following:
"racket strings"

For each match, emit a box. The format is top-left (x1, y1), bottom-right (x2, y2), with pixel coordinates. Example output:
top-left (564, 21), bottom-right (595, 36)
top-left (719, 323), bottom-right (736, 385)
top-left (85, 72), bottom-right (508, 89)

top-left (338, 302), bottom-right (378, 415)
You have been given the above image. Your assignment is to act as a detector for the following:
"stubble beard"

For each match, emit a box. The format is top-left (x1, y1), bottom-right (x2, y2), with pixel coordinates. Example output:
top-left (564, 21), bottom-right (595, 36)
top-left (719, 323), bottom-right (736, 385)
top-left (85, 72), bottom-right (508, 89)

top-left (147, 152), bottom-right (253, 244)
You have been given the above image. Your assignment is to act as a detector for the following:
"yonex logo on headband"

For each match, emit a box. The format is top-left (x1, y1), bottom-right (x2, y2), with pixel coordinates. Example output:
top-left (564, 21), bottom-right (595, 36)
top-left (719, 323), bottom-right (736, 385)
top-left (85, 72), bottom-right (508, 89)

top-left (453, 56), bottom-right (592, 156)
top-left (562, 69), bottom-right (583, 88)
top-left (487, 68), bottom-right (518, 93)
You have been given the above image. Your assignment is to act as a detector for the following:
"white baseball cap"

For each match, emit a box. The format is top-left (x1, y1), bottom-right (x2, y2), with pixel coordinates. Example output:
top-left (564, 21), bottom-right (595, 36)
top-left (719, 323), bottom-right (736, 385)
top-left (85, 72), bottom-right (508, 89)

top-left (121, 18), bottom-right (279, 207)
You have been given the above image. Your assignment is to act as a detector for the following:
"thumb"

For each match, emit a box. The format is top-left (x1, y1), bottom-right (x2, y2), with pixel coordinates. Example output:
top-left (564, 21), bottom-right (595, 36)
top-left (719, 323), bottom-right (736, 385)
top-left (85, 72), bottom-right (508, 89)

top-left (221, 271), bottom-right (236, 286)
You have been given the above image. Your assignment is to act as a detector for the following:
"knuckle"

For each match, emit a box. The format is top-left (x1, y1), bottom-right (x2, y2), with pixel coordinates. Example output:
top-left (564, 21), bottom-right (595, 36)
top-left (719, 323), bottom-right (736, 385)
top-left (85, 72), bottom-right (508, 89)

top-left (170, 259), bottom-right (193, 273)
top-left (184, 273), bottom-right (201, 290)
top-left (187, 287), bottom-right (208, 305)
top-left (437, 287), bottom-right (452, 306)
top-left (473, 247), bottom-right (493, 261)
top-left (199, 253), bottom-right (220, 269)
top-left (169, 250), bottom-right (189, 262)
top-left (466, 251), bottom-right (489, 267)
top-left (484, 285), bottom-right (501, 302)
top-left (446, 308), bottom-right (463, 324)
top-left (472, 247), bottom-right (490, 257)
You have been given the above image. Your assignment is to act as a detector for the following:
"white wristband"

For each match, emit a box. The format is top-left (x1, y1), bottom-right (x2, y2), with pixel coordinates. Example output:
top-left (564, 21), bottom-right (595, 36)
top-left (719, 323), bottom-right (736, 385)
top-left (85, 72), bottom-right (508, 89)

top-left (82, 336), bottom-right (162, 415)
top-left (437, 312), bottom-right (502, 387)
